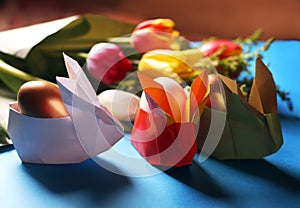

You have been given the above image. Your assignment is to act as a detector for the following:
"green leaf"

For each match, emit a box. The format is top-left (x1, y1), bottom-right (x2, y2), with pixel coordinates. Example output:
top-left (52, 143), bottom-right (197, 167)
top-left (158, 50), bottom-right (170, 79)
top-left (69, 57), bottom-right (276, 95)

top-left (25, 14), bottom-right (136, 82)
top-left (0, 51), bottom-right (27, 71)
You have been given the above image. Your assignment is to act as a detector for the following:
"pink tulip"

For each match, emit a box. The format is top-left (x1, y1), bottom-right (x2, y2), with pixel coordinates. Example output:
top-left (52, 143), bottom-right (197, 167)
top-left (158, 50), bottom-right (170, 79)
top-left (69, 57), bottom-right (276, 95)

top-left (87, 43), bottom-right (133, 85)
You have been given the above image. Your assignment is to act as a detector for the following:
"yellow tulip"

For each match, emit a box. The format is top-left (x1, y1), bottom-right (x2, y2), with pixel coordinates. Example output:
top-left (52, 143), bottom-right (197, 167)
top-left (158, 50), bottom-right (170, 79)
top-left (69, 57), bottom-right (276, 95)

top-left (138, 49), bottom-right (205, 83)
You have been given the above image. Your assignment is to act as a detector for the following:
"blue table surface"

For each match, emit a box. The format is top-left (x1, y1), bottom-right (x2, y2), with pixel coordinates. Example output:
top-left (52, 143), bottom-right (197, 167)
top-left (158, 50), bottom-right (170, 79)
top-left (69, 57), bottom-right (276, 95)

top-left (1, 40), bottom-right (300, 208)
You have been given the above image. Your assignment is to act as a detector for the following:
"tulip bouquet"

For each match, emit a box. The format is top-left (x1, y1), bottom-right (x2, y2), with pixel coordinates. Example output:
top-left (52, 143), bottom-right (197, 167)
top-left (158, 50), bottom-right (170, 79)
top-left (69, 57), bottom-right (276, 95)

top-left (0, 15), bottom-right (286, 166)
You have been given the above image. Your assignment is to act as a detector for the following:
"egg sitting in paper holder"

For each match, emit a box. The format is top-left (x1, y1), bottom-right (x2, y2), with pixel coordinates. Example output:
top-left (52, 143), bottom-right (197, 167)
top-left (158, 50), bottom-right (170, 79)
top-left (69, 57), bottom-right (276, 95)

top-left (7, 54), bottom-right (124, 164)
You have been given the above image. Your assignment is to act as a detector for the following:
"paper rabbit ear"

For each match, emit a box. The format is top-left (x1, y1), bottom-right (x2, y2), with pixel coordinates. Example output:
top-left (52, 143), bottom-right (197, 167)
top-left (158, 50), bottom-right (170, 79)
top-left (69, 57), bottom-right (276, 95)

top-left (190, 70), bottom-right (209, 116)
top-left (61, 53), bottom-right (100, 106)
top-left (57, 54), bottom-right (124, 155)
top-left (248, 57), bottom-right (277, 114)
top-left (58, 54), bottom-right (123, 124)
top-left (218, 73), bottom-right (245, 99)
top-left (137, 72), bottom-right (173, 116)
top-left (137, 72), bottom-right (186, 122)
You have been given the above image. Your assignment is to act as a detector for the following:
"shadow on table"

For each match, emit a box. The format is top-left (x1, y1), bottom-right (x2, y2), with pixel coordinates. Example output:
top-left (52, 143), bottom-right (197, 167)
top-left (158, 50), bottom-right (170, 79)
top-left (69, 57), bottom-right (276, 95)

top-left (164, 160), bottom-right (231, 199)
top-left (22, 158), bottom-right (131, 198)
top-left (163, 155), bottom-right (300, 199)
top-left (220, 158), bottom-right (300, 192)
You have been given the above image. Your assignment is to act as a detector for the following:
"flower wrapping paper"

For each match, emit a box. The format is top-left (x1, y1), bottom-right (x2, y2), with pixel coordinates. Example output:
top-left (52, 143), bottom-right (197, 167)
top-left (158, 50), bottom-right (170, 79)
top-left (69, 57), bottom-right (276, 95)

top-left (197, 58), bottom-right (283, 159)
top-left (7, 54), bottom-right (124, 164)
top-left (130, 71), bottom-right (209, 167)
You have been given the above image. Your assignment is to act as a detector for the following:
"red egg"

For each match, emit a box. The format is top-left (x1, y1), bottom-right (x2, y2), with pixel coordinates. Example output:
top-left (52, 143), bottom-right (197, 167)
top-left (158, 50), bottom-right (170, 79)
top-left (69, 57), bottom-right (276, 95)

top-left (17, 81), bottom-right (68, 118)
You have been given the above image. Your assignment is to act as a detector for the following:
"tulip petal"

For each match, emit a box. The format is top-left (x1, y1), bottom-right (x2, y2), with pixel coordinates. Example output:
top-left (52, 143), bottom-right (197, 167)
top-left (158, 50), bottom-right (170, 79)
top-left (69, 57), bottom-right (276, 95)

top-left (154, 77), bottom-right (187, 122)
top-left (137, 72), bottom-right (187, 122)
top-left (132, 18), bottom-right (179, 53)
top-left (190, 70), bottom-right (209, 117)
top-left (137, 73), bottom-right (174, 118)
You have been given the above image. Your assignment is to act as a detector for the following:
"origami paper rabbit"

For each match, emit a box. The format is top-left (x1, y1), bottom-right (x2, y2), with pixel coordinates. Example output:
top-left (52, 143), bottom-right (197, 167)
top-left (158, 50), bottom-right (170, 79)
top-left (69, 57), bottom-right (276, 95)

top-left (197, 57), bottom-right (283, 159)
top-left (8, 54), bottom-right (124, 164)
top-left (130, 71), bottom-right (209, 167)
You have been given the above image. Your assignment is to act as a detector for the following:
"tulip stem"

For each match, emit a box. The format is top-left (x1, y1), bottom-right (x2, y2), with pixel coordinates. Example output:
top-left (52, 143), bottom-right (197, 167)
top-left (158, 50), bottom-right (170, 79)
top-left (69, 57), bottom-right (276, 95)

top-left (0, 59), bottom-right (43, 82)
top-left (0, 59), bottom-right (47, 93)
top-left (75, 52), bottom-right (88, 59)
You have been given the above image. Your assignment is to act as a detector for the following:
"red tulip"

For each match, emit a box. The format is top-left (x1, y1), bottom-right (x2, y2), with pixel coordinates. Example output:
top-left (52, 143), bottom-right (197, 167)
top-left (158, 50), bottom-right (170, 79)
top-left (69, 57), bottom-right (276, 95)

top-left (87, 43), bottom-right (133, 85)
top-left (132, 18), bottom-right (179, 53)
top-left (199, 40), bottom-right (242, 59)
top-left (199, 40), bottom-right (243, 78)
top-left (133, 19), bottom-right (176, 33)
